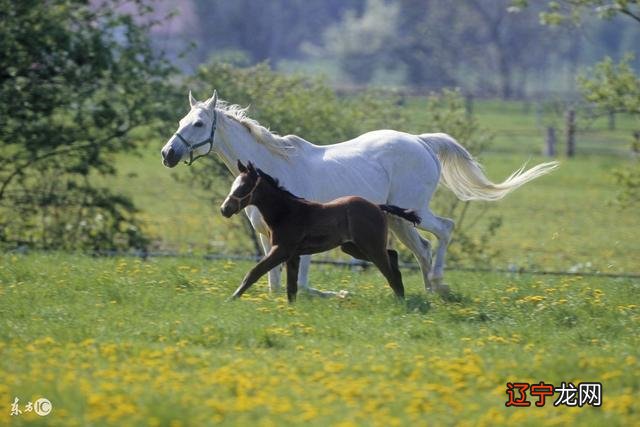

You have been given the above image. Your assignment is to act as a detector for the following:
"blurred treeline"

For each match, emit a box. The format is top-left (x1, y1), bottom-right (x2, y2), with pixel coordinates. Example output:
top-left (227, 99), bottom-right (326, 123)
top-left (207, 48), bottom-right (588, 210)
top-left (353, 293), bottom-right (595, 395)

top-left (1, 0), bottom-right (637, 256)
top-left (163, 0), bottom-right (639, 98)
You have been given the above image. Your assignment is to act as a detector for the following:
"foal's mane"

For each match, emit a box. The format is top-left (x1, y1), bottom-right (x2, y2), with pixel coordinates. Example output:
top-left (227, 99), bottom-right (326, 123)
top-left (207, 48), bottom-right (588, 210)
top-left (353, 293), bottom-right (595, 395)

top-left (254, 168), bottom-right (304, 201)
top-left (197, 99), bottom-right (307, 158)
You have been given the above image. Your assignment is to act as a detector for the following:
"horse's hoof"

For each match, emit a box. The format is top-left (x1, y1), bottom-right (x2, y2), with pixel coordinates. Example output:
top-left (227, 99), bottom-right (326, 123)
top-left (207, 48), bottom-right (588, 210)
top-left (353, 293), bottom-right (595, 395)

top-left (435, 284), bottom-right (451, 296)
top-left (300, 287), bottom-right (349, 299)
top-left (336, 290), bottom-right (350, 299)
top-left (426, 277), bottom-right (450, 296)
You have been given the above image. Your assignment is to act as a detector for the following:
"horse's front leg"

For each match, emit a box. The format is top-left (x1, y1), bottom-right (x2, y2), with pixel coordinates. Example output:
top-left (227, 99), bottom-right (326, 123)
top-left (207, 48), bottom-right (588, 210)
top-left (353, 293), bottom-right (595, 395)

top-left (298, 254), bottom-right (349, 299)
top-left (231, 246), bottom-right (288, 300)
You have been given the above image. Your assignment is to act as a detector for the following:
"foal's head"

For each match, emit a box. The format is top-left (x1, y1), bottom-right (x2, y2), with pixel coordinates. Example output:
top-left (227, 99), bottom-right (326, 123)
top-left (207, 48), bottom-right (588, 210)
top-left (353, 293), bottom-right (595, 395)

top-left (220, 161), bottom-right (263, 218)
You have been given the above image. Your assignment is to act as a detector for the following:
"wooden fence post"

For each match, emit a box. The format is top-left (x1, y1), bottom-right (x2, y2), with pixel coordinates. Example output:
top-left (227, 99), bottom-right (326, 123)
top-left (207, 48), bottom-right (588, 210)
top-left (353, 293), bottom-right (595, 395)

top-left (465, 93), bottom-right (474, 117)
top-left (545, 126), bottom-right (556, 157)
top-left (608, 111), bottom-right (616, 130)
top-left (566, 109), bottom-right (576, 157)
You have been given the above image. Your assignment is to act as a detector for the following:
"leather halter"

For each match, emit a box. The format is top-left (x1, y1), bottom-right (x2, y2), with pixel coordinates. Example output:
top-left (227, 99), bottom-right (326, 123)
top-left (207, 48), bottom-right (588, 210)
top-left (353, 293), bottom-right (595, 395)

top-left (173, 109), bottom-right (217, 166)
top-left (228, 176), bottom-right (262, 208)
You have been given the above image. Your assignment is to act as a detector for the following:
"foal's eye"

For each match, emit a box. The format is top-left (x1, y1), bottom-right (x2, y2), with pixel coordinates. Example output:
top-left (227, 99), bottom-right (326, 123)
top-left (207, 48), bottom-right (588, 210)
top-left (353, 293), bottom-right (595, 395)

top-left (194, 121), bottom-right (204, 128)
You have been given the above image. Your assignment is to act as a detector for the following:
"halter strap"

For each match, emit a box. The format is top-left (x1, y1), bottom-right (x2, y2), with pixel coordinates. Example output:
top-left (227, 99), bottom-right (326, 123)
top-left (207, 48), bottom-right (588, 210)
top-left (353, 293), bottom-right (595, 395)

top-left (173, 109), bottom-right (217, 165)
top-left (228, 177), bottom-right (262, 207)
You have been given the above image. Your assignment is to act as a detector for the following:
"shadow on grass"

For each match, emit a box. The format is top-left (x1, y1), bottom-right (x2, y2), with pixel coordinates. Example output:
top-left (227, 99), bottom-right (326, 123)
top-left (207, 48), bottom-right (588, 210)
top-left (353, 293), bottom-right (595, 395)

top-left (439, 290), bottom-right (468, 304)
top-left (404, 294), bottom-right (432, 314)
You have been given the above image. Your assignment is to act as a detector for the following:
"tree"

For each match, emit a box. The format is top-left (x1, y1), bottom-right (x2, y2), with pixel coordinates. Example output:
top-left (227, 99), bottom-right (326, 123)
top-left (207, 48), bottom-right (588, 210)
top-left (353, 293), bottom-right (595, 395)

top-left (514, 0), bottom-right (640, 206)
top-left (306, 0), bottom-right (400, 84)
top-left (189, 0), bottom-right (365, 66)
top-left (313, 0), bottom-right (563, 96)
top-left (0, 0), bottom-right (177, 249)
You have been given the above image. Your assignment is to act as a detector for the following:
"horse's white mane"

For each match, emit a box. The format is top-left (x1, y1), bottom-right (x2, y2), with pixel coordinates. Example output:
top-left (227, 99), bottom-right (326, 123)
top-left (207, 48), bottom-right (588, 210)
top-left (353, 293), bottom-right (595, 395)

top-left (205, 100), bottom-right (303, 157)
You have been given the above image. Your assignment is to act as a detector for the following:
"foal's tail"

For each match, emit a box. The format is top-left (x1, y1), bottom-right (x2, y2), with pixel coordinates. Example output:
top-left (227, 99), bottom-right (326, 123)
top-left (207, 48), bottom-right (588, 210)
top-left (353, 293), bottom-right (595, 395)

top-left (379, 204), bottom-right (421, 225)
top-left (418, 133), bottom-right (559, 201)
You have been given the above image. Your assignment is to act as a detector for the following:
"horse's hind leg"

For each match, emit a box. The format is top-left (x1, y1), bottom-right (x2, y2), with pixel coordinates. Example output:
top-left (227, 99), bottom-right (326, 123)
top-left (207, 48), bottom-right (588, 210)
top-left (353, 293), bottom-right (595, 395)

top-left (413, 209), bottom-right (454, 295)
top-left (387, 216), bottom-right (433, 293)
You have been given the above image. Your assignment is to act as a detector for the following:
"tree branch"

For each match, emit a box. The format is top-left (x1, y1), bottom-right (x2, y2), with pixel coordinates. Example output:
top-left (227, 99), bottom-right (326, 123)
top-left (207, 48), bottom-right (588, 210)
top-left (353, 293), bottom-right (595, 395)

top-left (0, 128), bottom-right (131, 201)
top-left (620, 7), bottom-right (640, 24)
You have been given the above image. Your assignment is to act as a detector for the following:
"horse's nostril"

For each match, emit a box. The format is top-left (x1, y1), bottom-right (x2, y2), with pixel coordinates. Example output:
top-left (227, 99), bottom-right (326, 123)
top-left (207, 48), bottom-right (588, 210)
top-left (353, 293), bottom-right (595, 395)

top-left (168, 148), bottom-right (175, 158)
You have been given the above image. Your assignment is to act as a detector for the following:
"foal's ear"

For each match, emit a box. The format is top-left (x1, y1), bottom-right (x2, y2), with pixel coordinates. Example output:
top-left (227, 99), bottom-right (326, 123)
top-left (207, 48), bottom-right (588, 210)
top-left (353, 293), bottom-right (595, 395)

top-left (246, 162), bottom-right (258, 177)
top-left (188, 90), bottom-right (197, 108)
top-left (237, 160), bottom-right (247, 173)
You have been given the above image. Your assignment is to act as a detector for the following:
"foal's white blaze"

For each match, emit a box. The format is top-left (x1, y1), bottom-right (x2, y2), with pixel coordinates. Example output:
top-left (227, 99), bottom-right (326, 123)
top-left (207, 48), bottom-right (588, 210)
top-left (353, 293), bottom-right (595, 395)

top-left (229, 175), bottom-right (244, 195)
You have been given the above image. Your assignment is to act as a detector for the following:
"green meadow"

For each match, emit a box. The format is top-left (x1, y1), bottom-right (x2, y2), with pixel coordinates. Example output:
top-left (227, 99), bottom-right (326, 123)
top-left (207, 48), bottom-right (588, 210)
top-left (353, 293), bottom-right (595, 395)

top-left (1, 99), bottom-right (639, 425)
top-left (1, 253), bottom-right (638, 426)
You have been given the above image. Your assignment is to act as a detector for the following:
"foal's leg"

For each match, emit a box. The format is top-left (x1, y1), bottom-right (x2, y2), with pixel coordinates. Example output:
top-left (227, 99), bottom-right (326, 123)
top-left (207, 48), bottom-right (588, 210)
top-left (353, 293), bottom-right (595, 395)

top-left (341, 242), bottom-right (404, 297)
top-left (387, 216), bottom-right (434, 293)
top-left (286, 255), bottom-right (300, 303)
top-left (341, 242), bottom-right (399, 269)
top-left (340, 242), bottom-right (368, 260)
top-left (231, 246), bottom-right (288, 299)
top-left (246, 207), bottom-right (282, 293)
top-left (387, 249), bottom-right (403, 283)
top-left (258, 233), bottom-right (282, 293)
top-left (355, 241), bottom-right (405, 299)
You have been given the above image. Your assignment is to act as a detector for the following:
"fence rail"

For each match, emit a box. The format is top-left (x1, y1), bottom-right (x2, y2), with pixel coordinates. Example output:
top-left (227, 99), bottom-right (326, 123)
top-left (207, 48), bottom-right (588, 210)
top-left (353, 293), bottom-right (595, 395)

top-left (9, 248), bottom-right (637, 280)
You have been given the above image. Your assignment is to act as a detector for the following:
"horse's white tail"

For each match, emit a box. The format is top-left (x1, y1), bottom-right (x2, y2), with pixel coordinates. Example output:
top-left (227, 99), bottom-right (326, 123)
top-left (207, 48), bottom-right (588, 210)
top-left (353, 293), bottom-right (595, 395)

top-left (418, 133), bottom-right (559, 201)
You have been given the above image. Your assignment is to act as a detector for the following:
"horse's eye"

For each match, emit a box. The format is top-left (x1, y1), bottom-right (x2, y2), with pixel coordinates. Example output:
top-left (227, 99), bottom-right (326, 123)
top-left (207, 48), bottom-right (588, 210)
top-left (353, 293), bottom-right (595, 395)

top-left (194, 121), bottom-right (204, 128)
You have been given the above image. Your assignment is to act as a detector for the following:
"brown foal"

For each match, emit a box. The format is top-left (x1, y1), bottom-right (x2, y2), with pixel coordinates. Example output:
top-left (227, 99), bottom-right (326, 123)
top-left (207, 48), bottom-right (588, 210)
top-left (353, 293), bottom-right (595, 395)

top-left (221, 161), bottom-right (421, 302)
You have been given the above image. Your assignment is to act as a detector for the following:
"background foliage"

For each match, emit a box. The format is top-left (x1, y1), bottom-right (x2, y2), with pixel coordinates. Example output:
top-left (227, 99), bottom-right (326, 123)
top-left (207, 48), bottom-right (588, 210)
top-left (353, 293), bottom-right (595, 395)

top-left (0, 0), bottom-right (179, 250)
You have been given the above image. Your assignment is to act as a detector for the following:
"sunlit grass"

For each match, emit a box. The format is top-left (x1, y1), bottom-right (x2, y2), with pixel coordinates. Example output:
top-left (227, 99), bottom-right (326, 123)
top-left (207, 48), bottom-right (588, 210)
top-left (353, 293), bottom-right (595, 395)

top-left (1, 253), bottom-right (638, 425)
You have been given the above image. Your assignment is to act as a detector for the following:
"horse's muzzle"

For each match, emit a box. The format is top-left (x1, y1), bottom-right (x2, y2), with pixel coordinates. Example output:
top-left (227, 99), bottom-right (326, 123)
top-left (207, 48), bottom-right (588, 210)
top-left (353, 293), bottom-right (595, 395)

top-left (220, 204), bottom-right (234, 218)
top-left (161, 147), bottom-right (180, 168)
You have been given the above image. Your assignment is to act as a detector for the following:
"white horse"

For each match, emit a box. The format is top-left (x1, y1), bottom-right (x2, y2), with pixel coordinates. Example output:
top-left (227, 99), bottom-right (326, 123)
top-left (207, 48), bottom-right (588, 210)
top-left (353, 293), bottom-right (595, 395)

top-left (161, 91), bottom-right (558, 296)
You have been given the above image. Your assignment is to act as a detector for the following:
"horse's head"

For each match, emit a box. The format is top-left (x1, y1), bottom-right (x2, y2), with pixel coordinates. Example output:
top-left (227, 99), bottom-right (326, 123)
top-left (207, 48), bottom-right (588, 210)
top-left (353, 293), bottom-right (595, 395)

top-left (161, 91), bottom-right (218, 167)
top-left (220, 160), bottom-right (261, 218)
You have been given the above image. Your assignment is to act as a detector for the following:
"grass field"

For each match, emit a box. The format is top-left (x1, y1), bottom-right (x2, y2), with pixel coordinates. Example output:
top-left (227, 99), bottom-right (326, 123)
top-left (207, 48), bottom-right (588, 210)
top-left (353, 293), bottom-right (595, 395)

top-left (1, 253), bottom-right (638, 426)
top-left (2, 98), bottom-right (639, 426)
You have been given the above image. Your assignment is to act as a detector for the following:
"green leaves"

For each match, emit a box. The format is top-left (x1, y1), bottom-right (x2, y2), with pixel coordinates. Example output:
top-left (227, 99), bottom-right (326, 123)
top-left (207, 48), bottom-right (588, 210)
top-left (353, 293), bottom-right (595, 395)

top-left (0, 0), bottom-right (177, 250)
top-left (578, 55), bottom-right (640, 116)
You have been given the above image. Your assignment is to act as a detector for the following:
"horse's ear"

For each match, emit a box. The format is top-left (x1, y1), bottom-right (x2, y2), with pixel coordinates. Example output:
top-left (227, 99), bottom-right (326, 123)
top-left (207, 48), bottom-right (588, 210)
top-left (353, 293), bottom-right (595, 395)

top-left (237, 160), bottom-right (247, 173)
top-left (188, 90), bottom-right (197, 108)
top-left (205, 90), bottom-right (218, 111)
